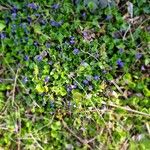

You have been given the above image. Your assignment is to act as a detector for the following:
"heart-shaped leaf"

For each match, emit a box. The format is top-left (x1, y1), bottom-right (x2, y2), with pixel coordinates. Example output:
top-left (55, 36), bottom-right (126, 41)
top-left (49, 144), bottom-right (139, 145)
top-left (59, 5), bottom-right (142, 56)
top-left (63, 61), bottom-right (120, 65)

top-left (0, 22), bottom-right (5, 31)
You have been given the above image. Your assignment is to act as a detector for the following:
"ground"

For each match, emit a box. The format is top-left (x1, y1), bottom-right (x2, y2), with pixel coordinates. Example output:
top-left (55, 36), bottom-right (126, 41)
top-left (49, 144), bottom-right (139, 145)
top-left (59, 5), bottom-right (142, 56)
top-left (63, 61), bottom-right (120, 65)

top-left (0, 0), bottom-right (150, 150)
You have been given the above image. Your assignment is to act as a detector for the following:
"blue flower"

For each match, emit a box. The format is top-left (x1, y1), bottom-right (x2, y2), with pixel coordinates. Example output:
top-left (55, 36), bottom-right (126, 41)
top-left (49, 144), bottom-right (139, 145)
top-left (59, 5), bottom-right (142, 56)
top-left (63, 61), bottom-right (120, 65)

top-left (44, 76), bottom-right (50, 82)
top-left (27, 3), bottom-right (38, 10)
top-left (102, 70), bottom-right (107, 74)
top-left (51, 3), bottom-right (60, 9)
top-left (24, 55), bottom-right (29, 61)
top-left (46, 43), bottom-right (51, 48)
top-left (73, 48), bottom-right (79, 55)
top-left (50, 20), bottom-right (61, 27)
top-left (40, 19), bottom-right (46, 25)
top-left (34, 41), bottom-right (39, 47)
top-left (117, 59), bottom-right (124, 68)
top-left (83, 31), bottom-right (88, 38)
top-left (35, 13), bottom-right (40, 17)
top-left (27, 16), bottom-right (32, 23)
top-left (119, 48), bottom-right (124, 53)
top-left (67, 86), bottom-right (72, 92)
top-left (11, 6), bottom-right (17, 13)
top-left (82, 12), bottom-right (86, 18)
top-left (69, 39), bottom-right (75, 45)
top-left (83, 79), bottom-right (89, 85)
top-left (35, 55), bottom-right (43, 62)
top-left (136, 53), bottom-right (142, 59)
top-left (141, 65), bottom-right (145, 71)
top-left (48, 61), bottom-right (53, 65)
top-left (70, 84), bottom-right (77, 89)
top-left (67, 84), bottom-right (77, 92)
top-left (69, 36), bottom-right (75, 44)
top-left (0, 33), bottom-right (6, 39)
top-left (23, 77), bottom-right (28, 83)
top-left (12, 13), bottom-right (17, 19)
top-left (105, 15), bottom-right (112, 21)
top-left (94, 75), bottom-right (100, 80)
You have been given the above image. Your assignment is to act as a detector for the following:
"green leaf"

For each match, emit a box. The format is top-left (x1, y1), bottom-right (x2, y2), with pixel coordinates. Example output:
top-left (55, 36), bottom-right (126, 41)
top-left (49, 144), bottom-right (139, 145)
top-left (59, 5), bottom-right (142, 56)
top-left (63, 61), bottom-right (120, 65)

top-left (143, 87), bottom-right (150, 97)
top-left (0, 22), bottom-right (5, 31)
top-left (72, 90), bottom-right (83, 101)
top-left (33, 25), bottom-right (42, 34)
top-left (59, 87), bottom-right (67, 96)
top-left (35, 84), bottom-right (44, 93)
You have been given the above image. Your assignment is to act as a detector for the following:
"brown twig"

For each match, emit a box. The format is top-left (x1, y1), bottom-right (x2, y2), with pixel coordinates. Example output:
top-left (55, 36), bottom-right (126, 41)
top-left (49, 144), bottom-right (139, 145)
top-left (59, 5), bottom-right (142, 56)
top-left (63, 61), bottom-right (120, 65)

top-left (62, 120), bottom-right (92, 149)
top-left (101, 101), bottom-right (150, 117)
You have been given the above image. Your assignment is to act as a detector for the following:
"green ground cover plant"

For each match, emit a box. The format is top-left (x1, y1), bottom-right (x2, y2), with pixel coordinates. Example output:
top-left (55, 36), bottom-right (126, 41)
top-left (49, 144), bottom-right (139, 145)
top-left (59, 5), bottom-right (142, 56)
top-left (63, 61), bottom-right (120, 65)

top-left (0, 0), bottom-right (150, 149)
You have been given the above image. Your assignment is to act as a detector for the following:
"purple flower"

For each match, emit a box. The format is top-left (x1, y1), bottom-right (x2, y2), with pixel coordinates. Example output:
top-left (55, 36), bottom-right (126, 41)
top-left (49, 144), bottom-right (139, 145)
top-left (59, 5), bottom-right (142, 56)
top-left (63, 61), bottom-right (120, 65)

top-left (34, 41), bottom-right (39, 47)
top-left (141, 65), bottom-right (145, 71)
top-left (69, 36), bottom-right (75, 45)
top-left (83, 79), bottom-right (89, 85)
top-left (117, 59), bottom-right (124, 68)
top-left (51, 3), bottom-right (60, 9)
top-left (46, 43), bottom-right (50, 48)
top-left (69, 39), bottom-right (75, 44)
top-left (12, 13), bottom-right (17, 19)
top-left (24, 55), bottom-right (29, 61)
top-left (67, 86), bottom-right (72, 92)
top-left (11, 6), bottom-right (17, 13)
top-left (35, 55), bottom-right (43, 61)
top-left (82, 12), bottom-right (86, 18)
top-left (83, 31), bottom-right (88, 38)
top-left (67, 84), bottom-right (77, 92)
top-left (44, 76), bottom-right (50, 82)
top-left (94, 75), bottom-right (100, 80)
top-left (105, 15), bottom-right (112, 21)
top-left (23, 77), bottom-right (28, 83)
top-left (112, 32), bottom-right (120, 39)
top-left (27, 3), bottom-right (38, 10)
top-left (50, 20), bottom-right (61, 27)
top-left (27, 16), bottom-right (32, 23)
top-left (119, 48), bottom-right (124, 53)
top-left (40, 19), bottom-right (46, 25)
top-left (0, 33), bottom-right (6, 39)
top-left (73, 48), bottom-right (79, 55)
top-left (102, 70), bottom-right (107, 74)
top-left (70, 84), bottom-right (77, 89)
top-left (136, 53), bottom-right (142, 59)
top-left (48, 61), bottom-right (53, 65)
top-left (35, 13), bottom-right (40, 17)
